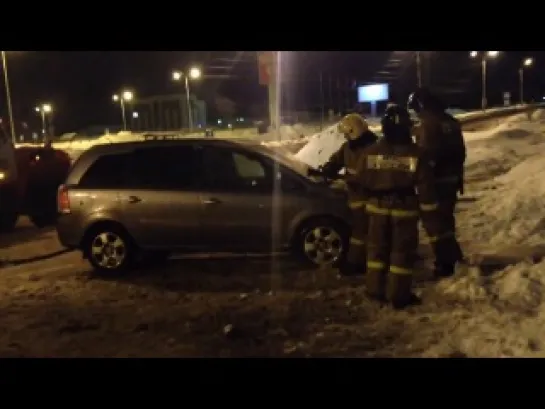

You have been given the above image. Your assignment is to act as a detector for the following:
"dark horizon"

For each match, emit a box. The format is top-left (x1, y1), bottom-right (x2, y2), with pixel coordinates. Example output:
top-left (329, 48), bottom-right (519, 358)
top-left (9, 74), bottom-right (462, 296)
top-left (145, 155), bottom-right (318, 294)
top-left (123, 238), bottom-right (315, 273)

top-left (2, 51), bottom-right (544, 134)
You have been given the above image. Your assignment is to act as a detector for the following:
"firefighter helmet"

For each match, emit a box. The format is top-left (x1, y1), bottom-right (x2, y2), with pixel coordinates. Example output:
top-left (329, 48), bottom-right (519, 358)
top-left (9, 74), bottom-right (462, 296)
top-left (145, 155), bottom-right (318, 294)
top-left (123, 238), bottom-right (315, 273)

top-left (381, 104), bottom-right (413, 142)
top-left (338, 113), bottom-right (369, 140)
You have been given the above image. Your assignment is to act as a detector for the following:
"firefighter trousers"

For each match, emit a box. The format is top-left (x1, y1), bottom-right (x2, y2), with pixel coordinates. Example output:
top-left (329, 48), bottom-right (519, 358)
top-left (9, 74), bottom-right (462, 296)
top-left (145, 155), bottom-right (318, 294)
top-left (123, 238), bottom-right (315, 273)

top-left (365, 197), bottom-right (418, 306)
top-left (346, 198), bottom-right (368, 267)
top-left (433, 185), bottom-right (463, 270)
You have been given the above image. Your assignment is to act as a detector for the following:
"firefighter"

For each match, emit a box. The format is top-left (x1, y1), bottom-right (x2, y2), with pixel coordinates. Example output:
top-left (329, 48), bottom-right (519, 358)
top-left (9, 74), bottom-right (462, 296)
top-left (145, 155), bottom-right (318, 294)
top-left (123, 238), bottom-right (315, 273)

top-left (349, 104), bottom-right (456, 309)
top-left (316, 113), bottom-right (378, 276)
top-left (408, 88), bottom-right (465, 278)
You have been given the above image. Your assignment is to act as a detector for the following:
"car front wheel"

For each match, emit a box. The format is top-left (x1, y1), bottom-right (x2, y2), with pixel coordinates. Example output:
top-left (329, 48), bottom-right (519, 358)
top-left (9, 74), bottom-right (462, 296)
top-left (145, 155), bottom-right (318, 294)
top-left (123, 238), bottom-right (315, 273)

top-left (83, 225), bottom-right (135, 274)
top-left (294, 217), bottom-right (348, 267)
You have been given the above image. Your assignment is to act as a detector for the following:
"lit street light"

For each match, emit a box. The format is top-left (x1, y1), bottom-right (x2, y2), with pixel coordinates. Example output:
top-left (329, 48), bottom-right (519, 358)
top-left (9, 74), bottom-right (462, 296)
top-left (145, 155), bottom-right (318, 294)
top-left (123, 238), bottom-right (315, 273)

top-left (519, 57), bottom-right (533, 105)
top-left (172, 67), bottom-right (201, 131)
top-left (35, 103), bottom-right (53, 138)
top-left (470, 51), bottom-right (500, 110)
top-left (132, 111), bottom-right (139, 119)
top-left (112, 90), bottom-right (134, 131)
top-left (1, 51), bottom-right (16, 144)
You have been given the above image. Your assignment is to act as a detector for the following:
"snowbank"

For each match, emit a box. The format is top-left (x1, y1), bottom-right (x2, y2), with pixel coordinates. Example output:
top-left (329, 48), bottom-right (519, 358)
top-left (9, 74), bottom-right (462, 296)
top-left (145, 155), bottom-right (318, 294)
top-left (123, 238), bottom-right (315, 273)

top-left (462, 115), bottom-right (545, 182)
top-left (462, 154), bottom-right (545, 247)
top-left (419, 260), bottom-right (545, 357)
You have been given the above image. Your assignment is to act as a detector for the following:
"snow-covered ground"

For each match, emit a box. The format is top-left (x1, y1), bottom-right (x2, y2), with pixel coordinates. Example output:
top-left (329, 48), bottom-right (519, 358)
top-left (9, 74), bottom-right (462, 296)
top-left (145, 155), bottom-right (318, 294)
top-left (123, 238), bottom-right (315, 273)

top-left (286, 107), bottom-right (545, 357)
top-left (414, 108), bottom-right (545, 357)
top-left (6, 106), bottom-right (545, 357)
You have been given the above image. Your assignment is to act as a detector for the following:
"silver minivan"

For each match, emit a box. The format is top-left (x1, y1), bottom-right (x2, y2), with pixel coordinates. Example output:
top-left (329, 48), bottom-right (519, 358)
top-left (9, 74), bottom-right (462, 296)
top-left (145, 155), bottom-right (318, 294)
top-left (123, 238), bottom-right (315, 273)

top-left (56, 138), bottom-right (351, 274)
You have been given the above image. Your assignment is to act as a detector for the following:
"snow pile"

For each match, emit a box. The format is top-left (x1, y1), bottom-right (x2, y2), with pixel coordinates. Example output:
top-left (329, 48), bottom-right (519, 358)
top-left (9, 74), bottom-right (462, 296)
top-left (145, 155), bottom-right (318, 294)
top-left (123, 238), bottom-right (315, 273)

top-left (463, 154), bottom-right (545, 246)
top-left (531, 109), bottom-right (545, 122)
top-left (420, 260), bottom-right (545, 357)
top-left (463, 118), bottom-right (545, 182)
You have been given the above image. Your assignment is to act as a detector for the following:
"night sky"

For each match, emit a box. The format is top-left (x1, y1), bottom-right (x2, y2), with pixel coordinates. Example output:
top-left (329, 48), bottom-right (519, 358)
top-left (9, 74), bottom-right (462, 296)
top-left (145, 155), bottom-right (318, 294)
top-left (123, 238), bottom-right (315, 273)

top-left (3, 51), bottom-right (545, 134)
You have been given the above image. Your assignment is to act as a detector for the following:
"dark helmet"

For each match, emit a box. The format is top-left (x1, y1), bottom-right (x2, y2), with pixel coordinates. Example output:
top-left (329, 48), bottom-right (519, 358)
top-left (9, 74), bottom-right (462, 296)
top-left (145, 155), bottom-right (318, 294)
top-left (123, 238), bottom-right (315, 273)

top-left (381, 104), bottom-right (413, 142)
top-left (407, 87), bottom-right (445, 113)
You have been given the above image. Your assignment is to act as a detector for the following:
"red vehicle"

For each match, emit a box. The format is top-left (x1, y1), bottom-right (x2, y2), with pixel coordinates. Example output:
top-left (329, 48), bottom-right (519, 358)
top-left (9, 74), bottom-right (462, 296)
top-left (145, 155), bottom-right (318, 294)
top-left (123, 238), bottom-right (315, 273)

top-left (0, 139), bottom-right (71, 231)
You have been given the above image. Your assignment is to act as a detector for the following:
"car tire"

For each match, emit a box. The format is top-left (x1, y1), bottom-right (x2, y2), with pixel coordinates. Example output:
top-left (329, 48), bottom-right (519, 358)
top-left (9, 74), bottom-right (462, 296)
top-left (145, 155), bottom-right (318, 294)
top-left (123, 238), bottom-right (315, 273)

top-left (83, 224), bottom-right (136, 275)
top-left (293, 217), bottom-right (349, 268)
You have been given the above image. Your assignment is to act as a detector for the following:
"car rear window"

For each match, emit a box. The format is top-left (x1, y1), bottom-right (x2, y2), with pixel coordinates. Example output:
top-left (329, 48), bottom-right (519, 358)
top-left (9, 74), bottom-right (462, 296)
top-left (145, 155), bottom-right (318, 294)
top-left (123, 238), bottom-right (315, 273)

top-left (78, 153), bottom-right (129, 188)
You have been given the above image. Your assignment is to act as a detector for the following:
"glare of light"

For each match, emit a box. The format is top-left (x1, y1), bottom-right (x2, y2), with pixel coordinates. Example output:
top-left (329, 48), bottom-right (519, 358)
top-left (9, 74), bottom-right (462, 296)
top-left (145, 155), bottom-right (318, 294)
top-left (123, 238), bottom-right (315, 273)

top-left (189, 67), bottom-right (201, 79)
top-left (112, 94), bottom-right (119, 102)
top-left (228, 123), bottom-right (232, 129)
top-left (523, 57), bottom-right (533, 67)
top-left (217, 119), bottom-right (222, 124)
top-left (239, 117), bottom-right (244, 122)
top-left (35, 107), bottom-right (40, 112)
top-left (42, 104), bottom-right (52, 113)
top-left (132, 112), bottom-right (139, 119)
top-left (0, 171), bottom-right (5, 180)
top-left (122, 91), bottom-right (133, 101)
top-left (470, 51), bottom-right (478, 58)
top-left (487, 51), bottom-right (499, 58)
top-left (172, 71), bottom-right (182, 81)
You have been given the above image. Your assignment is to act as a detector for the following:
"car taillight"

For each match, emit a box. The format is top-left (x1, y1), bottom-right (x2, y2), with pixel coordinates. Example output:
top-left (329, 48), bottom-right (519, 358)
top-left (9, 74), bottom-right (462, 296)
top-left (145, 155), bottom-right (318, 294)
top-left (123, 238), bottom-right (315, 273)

top-left (57, 184), bottom-right (71, 214)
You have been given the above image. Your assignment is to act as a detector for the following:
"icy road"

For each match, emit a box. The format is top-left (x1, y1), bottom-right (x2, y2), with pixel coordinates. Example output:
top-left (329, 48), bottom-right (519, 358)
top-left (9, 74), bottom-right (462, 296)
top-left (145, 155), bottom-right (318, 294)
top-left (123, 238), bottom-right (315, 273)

top-left (3, 110), bottom-right (545, 357)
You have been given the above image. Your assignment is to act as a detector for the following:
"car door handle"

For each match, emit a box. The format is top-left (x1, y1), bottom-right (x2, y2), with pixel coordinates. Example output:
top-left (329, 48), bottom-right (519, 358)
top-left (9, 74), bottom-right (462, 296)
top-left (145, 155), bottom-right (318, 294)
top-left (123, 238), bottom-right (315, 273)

top-left (128, 195), bottom-right (142, 204)
top-left (202, 197), bottom-right (221, 205)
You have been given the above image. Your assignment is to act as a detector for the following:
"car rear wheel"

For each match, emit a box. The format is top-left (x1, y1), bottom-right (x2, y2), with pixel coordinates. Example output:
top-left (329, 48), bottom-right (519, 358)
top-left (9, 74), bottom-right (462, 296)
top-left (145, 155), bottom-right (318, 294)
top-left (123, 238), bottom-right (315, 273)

top-left (83, 225), bottom-right (135, 274)
top-left (294, 217), bottom-right (348, 267)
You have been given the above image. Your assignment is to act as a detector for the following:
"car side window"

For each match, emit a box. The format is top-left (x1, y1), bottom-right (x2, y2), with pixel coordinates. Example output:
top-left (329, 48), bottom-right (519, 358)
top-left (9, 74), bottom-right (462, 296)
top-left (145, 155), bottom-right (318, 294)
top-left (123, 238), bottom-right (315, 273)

top-left (202, 147), bottom-right (272, 192)
top-left (125, 146), bottom-right (201, 190)
top-left (78, 153), bottom-right (129, 189)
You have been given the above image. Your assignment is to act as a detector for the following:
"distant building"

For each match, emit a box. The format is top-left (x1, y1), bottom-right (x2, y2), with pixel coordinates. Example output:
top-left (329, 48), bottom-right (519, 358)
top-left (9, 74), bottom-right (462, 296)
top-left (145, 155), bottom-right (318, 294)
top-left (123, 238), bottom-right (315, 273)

top-left (131, 93), bottom-right (207, 131)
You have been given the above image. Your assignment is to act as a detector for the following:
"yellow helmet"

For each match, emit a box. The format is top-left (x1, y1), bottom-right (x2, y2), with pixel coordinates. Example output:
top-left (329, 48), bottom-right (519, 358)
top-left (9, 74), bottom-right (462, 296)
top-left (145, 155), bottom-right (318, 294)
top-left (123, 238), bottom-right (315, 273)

top-left (338, 113), bottom-right (369, 140)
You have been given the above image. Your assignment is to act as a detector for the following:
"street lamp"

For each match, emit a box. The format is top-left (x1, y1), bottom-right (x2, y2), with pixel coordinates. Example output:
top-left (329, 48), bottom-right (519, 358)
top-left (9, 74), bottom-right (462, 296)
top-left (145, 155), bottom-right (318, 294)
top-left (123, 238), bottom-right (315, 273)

top-left (470, 51), bottom-right (500, 110)
top-left (172, 67), bottom-right (201, 131)
top-left (519, 57), bottom-right (533, 105)
top-left (1, 51), bottom-right (16, 144)
top-left (35, 103), bottom-right (53, 138)
top-left (112, 90), bottom-right (134, 131)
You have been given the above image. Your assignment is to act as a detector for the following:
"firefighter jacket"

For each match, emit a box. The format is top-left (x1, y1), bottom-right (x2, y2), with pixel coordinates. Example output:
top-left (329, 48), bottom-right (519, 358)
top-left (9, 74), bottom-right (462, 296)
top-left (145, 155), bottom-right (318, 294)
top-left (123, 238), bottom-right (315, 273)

top-left (320, 130), bottom-right (378, 211)
top-left (414, 111), bottom-right (466, 193)
top-left (351, 138), bottom-right (449, 242)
